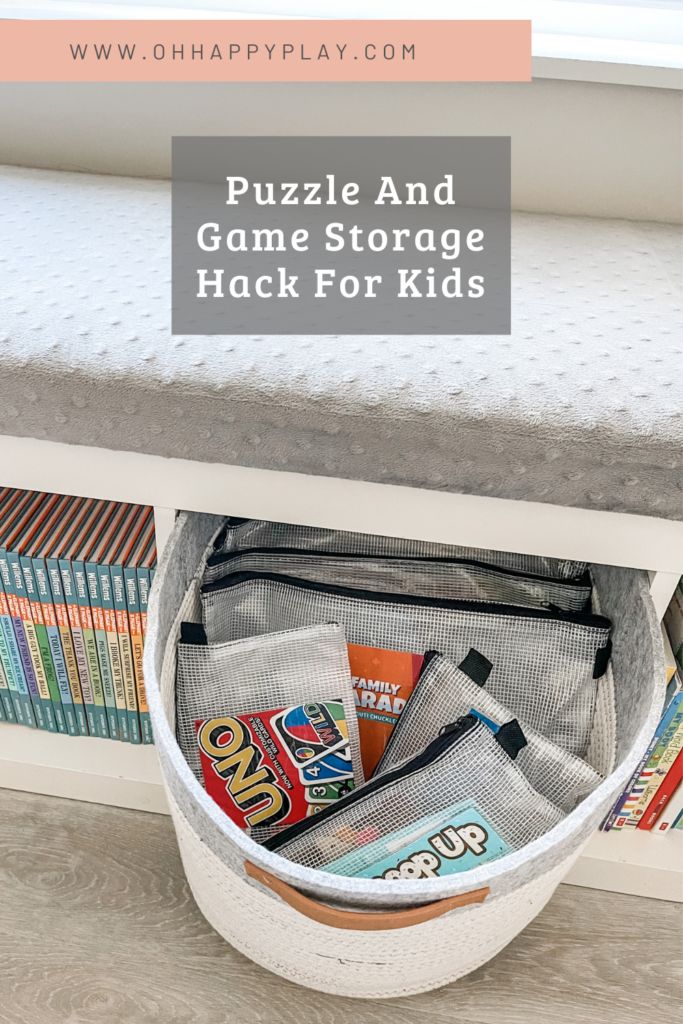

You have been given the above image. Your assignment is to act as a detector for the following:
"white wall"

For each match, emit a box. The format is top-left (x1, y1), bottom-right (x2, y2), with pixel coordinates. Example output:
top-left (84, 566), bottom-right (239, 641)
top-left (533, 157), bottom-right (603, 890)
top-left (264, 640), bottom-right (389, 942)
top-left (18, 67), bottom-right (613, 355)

top-left (0, 77), bottom-right (680, 221)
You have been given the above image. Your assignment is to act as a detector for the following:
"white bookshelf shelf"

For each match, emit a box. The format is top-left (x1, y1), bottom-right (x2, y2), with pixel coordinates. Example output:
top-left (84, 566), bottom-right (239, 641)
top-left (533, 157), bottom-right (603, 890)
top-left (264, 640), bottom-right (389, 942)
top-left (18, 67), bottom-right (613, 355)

top-left (566, 829), bottom-right (683, 902)
top-left (0, 721), bottom-right (167, 815)
top-left (1, 720), bottom-right (681, 903)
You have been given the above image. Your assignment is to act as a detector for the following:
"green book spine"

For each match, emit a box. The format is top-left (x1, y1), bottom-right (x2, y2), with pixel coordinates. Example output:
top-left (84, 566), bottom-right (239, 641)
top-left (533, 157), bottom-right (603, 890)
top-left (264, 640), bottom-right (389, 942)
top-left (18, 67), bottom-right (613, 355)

top-left (84, 561), bottom-right (119, 740)
top-left (42, 557), bottom-right (89, 735)
top-left (111, 563), bottom-right (140, 744)
top-left (3, 549), bottom-right (52, 731)
top-left (51, 556), bottom-right (99, 737)
top-left (0, 658), bottom-right (15, 722)
top-left (97, 564), bottom-right (129, 742)
top-left (71, 559), bottom-right (109, 739)
top-left (125, 567), bottom-right (152, 744)
top-left (20, 554), bottom-right (72, 734)
top-left (27, 554), bottom-right (79, 736)
top-left (0, 576), bottom-right (32, 727)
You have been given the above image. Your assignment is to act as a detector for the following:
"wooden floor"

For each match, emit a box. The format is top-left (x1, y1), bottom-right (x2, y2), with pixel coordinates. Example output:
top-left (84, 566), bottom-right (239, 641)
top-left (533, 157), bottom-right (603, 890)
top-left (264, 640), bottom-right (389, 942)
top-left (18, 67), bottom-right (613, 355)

top-left (0, 789), bottom-right (681, 1024)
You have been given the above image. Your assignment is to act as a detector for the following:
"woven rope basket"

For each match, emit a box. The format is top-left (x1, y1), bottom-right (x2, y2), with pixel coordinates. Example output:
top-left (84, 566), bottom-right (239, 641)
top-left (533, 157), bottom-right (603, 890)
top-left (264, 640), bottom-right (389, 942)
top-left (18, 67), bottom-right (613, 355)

top-left (143, 512), bottom-right (665, 999)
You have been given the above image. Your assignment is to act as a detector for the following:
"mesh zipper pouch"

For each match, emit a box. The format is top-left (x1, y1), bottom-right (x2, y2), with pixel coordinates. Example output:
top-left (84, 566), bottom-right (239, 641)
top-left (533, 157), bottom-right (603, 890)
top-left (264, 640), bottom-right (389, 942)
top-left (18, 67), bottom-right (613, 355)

top-left (211, 518), bottom-right (588, 581)
top-left (265, 715), bottom-right (564, 878)
top-left (376, 651), bottom-right (602, 813)
top-left (203, 548), bottom-right (592, 612)
top-left (200, 573), bottom-right (612, 757)
top-left (175, 622), bottom-right (364, 838)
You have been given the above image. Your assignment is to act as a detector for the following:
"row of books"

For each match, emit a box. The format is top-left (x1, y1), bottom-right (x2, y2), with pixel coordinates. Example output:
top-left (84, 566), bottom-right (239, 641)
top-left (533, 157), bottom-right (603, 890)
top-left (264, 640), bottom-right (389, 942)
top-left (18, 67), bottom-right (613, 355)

top-left (0, 488), bottom-right (156, 743)
top-left (601, 578), bottom-right (683, 833)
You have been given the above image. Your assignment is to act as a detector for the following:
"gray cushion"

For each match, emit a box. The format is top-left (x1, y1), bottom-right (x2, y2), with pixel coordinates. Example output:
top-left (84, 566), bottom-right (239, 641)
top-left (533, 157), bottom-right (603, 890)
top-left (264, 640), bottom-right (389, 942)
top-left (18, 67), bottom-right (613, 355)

top-left (1, 165), bottom-right (680, 519)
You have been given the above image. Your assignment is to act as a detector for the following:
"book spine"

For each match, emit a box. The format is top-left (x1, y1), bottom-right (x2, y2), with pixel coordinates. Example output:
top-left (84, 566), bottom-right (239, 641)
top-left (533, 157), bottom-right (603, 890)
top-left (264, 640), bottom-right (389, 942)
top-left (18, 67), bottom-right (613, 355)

top-left (7, 549), bottom-right (60, 732)
top-left (71, 559), bottom-right (109, 739)
top-left (7, 548), bottom-right (59, 732)
top-left (19, 554), bottom-right (70, 734)
top-left (111, 564), bottom-right (140, 744)
top-left (29, 555), bottom-right (80, 736)
top-left (0, 581), bottom-right (33, 727)
top-left (636, 734), bottom-right (683, 830)
top-left (638, 746), bottom-right (683, 832)
top-left (84, 560), bottom-right (119, 740)
top-left (606, 691), bottom-right (683, 829)
top-left (53, 556), bottom-right (99, 737)
top-left (30, 557), bottom-right (81, 741)
top-left (0, 657), bottom-right (15, 722)
top-left (0, 548), bottom-right (48, 731)
top-left (138, 569), bottom-right (150, 638)
top-left (623, 707), bottom-right (683, 827)
top-left (126, 567), bottom-right (152, 744)
top-left (653, 779), bottom-right (683, 833)
top-left (43, 557), bottom-right (88, 735)
top-left (97, 564), bottom-right (129, 743)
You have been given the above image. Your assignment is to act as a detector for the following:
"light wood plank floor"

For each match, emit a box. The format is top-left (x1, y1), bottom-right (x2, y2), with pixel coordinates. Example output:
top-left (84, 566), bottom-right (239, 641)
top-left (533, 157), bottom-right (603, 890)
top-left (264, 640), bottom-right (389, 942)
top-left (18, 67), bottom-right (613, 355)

top-left (0, 788), bottom-right (681, 1024)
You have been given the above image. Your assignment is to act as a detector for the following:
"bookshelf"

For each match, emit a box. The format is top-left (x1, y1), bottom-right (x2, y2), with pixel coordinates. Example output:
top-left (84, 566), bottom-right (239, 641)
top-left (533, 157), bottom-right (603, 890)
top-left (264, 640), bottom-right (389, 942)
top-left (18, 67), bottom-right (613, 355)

top-left (0, 435), bottom-right (682, 902)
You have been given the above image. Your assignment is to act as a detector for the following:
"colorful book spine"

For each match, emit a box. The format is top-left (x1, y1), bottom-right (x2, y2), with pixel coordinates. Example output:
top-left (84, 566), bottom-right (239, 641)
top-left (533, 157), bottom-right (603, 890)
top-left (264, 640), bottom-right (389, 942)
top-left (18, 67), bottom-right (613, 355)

top-left (138, 569), bottom-right (150, 638)
top-left (30, 554), bottom-right (82, 737)
top-left (50, 556), bottom-right (99, 737)
top-left (653, 780), bottom-right (683, 833)
top-left (621, 704), bottom-right (683, 827)
top-left (96, 564), bottom-right (130, 742)
top-left (7, 549), bottom-right (60, 732)
top-left (71, 558), bottom-right (110, 739)
top-left (110, 564), bottom-right (140, 744)
top-left (603, 691), bottom-right (683, 829)
top-left (0, 579), bottom-right (34, 727)
top-left (41, 556), bottom-right (88, 735)
top-left (0, 657), bottom-right (15, 722)
top-left (19, 554), bottom-right (72, 734)
top-left (83, 561), bottom-right (119, 740)
top-left (0, 548), bottom-right (50, 731)
top-left (125, 567), bottom-right (152, 743)
top-left (638, 748), bottom-right (683, 830)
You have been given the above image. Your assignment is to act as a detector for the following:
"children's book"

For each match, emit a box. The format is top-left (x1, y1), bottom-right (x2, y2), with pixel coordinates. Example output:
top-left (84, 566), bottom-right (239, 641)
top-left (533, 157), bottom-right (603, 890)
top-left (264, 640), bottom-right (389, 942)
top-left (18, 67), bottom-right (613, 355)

top-left (41, 496), bottom-right (89, 735)
top-left (105, 505), bottom-right (143, 744)
top-left (25, 493), bottom-right (84, 735)
top-left (0, 490), bottom-right (52, 731)
top-left (46, 497), bottom-right (102, 736)
top-left (76, 500), bottom-right (122, 741)
top-left (620, 700), bottom-right (683, 828)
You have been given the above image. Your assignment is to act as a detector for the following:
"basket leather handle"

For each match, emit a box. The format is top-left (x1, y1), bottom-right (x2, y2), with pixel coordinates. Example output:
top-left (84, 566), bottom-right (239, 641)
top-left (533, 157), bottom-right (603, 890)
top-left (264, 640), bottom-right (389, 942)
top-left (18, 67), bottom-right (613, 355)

top-left (244, 861), bottom-right (489, 931)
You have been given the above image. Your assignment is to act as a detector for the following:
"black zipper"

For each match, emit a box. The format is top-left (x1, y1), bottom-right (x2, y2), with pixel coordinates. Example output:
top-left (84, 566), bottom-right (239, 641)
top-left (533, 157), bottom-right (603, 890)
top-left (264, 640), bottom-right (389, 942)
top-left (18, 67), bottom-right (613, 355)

top-left (201, 570), bottom-right (610, 631)
top-left (205, 546), bottom-right (592, 590)
top-left (264, 713), bottom-right (481, 852)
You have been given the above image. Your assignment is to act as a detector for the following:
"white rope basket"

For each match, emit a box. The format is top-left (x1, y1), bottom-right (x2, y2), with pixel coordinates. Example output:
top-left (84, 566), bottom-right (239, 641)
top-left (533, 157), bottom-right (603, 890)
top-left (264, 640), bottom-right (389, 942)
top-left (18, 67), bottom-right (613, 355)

top-left (143, 513), bottom-right (665, 998)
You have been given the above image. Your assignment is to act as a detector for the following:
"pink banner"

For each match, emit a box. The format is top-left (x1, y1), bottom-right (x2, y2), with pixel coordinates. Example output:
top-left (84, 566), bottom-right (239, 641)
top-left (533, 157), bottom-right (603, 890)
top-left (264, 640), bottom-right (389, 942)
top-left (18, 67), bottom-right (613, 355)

top-left (0, 20), bottom-right (530, 83)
